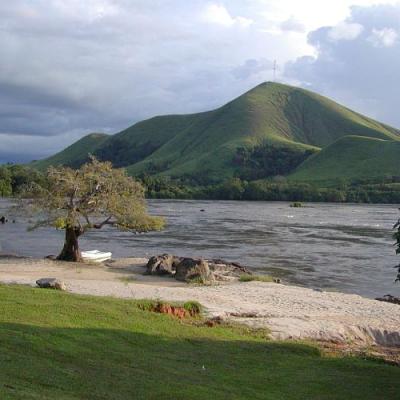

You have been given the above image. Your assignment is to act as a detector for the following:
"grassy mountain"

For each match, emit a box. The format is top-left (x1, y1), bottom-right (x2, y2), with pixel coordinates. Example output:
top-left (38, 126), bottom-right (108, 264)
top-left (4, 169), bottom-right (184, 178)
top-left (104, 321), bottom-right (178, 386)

top-left (290, 136), bottom-right (400, 183)
top-left (33, 82), bottom-right (400, 182)
top-left (32, 133), bottom-right (109, 171)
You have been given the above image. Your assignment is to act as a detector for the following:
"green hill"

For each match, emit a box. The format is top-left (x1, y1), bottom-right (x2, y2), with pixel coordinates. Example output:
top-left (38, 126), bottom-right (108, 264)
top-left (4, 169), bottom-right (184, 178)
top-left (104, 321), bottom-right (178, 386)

top-left (290, 136), bottom-right (400, 183)
top-left (33, 82), bottom-right (400, 182)
top-left (32, 133), bottom-right (109, 171)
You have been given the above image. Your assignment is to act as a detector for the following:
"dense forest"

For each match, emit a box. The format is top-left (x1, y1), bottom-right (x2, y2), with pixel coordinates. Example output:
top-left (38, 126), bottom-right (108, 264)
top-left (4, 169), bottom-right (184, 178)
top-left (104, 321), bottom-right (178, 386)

top-left (0, 164), bottom-right (47, 196)
top-left (140, 174), bottom-right (400, 204)
top-left (233, 145), bottom-right (317, 180)
top-left (1, 163), bottom-right (400, 204)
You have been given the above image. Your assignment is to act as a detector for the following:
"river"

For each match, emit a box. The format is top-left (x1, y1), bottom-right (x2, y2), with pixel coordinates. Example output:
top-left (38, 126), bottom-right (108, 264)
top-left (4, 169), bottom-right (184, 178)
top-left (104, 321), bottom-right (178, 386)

top-left (0, 198), bottom-right (399, 298)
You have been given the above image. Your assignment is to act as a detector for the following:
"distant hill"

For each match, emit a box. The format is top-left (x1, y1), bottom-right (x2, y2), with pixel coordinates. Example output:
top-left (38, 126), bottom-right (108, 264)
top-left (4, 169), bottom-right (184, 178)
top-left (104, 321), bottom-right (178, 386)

top-left (289, 135), bottom-right (400, 183)
top-left (32, 82), bottom-right (400, 182)
top-left (32, 133), bottom-right (109, 171)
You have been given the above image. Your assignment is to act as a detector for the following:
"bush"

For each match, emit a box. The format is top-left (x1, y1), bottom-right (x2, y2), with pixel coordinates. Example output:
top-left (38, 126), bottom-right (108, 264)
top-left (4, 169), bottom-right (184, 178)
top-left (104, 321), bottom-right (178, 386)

top-left (183, 301), bottom-right (203, 316)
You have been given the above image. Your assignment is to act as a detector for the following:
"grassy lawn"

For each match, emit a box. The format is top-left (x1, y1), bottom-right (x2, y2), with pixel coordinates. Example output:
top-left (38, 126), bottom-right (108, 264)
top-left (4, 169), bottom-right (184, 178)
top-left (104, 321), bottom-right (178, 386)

top-left (0, 284), bottom-right (398, 400)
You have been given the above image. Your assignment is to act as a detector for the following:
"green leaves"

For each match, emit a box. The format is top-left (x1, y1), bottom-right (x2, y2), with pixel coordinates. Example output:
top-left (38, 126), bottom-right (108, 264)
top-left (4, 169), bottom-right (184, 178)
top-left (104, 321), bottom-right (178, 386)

top-left (19, 157), bottom-right (165, 234)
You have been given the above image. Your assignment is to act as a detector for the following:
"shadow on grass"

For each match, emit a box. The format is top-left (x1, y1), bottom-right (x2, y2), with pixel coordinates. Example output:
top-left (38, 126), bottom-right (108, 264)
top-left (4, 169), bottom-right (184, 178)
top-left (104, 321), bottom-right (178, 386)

top-left (0, 322), bottom-right (398, 400)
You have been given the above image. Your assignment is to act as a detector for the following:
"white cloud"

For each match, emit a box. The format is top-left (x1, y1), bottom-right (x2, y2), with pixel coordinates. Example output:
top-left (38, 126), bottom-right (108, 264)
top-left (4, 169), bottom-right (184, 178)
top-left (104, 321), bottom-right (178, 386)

top-left (280, 17), bottom-right (305, 33)
top-left (202, 3), bottom-right (253, 28)
top-left (368, 27), bottom-right (398, 47)
top-left (328, 21), bottom-right (364, 41)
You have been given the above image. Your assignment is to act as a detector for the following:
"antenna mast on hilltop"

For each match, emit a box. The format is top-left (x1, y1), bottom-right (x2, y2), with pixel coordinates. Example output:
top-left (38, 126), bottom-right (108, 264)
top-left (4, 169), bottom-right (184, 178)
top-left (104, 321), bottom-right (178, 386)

top-left (273, 60), bottom-right (277, 82)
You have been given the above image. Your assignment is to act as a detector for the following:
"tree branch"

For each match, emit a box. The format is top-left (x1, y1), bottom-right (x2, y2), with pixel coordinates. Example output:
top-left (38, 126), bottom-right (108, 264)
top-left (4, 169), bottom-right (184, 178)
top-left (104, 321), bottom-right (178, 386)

top-left (93, 216), bottom-right (115, 229)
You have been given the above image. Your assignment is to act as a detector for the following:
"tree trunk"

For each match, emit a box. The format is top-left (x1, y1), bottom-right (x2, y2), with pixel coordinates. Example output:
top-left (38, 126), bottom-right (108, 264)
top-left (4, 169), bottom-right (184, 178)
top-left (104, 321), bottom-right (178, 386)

top-left (57, 226), bottom-right (83, 262)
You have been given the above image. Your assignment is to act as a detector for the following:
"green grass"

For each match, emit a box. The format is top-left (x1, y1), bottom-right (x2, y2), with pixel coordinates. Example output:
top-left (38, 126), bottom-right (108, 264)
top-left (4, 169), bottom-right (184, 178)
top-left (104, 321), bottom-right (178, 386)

top-left (290, 135), bottom-right (400, 183)
top-left (32, 82), bottom-right (400, 182)
top-left (183, 300), bottom-right (203, 315)
top-left (239, 274), bottom-right (275, 283)
top-left (0, 284), bottom-right (399, 399)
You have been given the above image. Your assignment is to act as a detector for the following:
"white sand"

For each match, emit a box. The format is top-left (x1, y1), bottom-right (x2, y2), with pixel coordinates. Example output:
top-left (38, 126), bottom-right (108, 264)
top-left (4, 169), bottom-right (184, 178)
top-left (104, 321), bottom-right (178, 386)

top-left (1, 257), bottom-right (399, 347)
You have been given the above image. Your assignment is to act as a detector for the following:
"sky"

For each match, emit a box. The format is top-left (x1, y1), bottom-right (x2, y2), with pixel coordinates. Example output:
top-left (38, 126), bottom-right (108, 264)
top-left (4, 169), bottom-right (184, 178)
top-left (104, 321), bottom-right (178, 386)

top-left (1, 0), bottom-right (400, 163)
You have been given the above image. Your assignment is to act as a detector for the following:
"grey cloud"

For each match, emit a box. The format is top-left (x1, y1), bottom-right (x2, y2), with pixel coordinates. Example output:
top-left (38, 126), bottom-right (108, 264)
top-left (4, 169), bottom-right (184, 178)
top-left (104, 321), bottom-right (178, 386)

top-left (285, 4), bottom-right (400, 127)
top-left (0, 0), bottom-right (282, 161)
top-left (232, 59), bottom-right (274, 80)
top-left (3, 1), bottom-right (399, 163)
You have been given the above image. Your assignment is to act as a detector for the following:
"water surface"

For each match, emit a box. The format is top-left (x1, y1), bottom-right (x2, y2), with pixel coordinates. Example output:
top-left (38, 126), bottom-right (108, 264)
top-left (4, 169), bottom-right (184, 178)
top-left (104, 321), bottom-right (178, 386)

top-left (0, 199), bottom-right (399, 298)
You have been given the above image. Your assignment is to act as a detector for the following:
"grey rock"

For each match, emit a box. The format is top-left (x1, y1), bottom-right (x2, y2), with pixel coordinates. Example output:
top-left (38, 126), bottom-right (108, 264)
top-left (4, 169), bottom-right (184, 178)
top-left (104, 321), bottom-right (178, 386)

top-left (208, 259), bottom-right (251, 281)
top-left (145, 254), bottom-right (182, 276)
top-left (36, 278), bottom-right (67, 291)
top-left (375, 294), bottom-right (400, 305)
top-left (175, 258), bottom-right (212, 283)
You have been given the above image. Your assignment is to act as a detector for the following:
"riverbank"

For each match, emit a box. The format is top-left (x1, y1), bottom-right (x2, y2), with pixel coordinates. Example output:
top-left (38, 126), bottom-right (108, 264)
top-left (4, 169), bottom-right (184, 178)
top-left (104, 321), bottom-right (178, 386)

top-left (1, 256), bottom-right (399, 351)
top-left (1, 283), bottom-right (399, 399)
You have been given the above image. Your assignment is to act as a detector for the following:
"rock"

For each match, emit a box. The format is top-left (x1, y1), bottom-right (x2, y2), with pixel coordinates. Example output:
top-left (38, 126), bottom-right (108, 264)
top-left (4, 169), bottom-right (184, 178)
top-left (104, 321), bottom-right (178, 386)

top-left (205, 316), bottom-right (224, 327)
top-left (145, 254), bottom-right (253, 282)
top-left (208, 259), bottom-right (251, 281)
top-left (175, 258), bottom-right (212, 283)
top-left (375, 294), bottom-right (400, 305)
top-left (36, 278), bottom-right (67, 291)
top-left (145, 254), bottom-right (182, 276)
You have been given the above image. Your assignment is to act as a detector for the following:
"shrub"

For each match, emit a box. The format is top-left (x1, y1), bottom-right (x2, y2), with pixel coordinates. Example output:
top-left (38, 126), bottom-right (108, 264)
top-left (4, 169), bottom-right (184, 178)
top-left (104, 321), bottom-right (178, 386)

top-left (183, 301), bottom-right (203, 316)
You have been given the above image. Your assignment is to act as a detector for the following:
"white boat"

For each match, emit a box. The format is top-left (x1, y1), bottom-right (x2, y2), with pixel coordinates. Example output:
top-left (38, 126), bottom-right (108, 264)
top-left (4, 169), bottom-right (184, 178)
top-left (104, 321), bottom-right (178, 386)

top-left (82, 250), bottom-right (112, 263)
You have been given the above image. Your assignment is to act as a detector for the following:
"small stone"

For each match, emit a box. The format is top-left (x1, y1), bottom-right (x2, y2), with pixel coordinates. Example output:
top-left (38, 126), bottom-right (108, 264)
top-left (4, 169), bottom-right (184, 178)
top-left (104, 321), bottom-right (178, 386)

top-left (36, 278), bottom-right (67, 291)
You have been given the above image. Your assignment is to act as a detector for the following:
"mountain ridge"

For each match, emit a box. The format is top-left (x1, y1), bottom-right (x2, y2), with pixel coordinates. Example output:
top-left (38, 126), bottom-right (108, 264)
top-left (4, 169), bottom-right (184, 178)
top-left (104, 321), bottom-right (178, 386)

top-left (32, 82), bottom-right (400, 183)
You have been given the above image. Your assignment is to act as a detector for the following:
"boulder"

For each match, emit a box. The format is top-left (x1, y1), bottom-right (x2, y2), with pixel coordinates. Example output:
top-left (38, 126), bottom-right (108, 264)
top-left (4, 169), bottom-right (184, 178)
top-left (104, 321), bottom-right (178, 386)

top-left (36, 278), bottom-right (67, 291)
top-left (175, 258), bottom-right (212, 283)
top-left (375, 294), bottom-right (400, 305)
top-left (145, 254), bottom-right (182, 276)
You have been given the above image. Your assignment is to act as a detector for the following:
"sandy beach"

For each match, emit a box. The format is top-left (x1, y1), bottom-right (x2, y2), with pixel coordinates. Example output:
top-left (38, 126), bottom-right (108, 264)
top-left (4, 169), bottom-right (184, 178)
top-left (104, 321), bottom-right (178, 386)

top-left (0, 256), bottom-right (399, 348)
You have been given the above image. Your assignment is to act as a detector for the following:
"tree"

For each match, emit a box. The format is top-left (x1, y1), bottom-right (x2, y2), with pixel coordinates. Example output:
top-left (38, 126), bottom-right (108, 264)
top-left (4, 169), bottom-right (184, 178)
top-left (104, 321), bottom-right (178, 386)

top-left (20, 157), bottom-right (164, 262)
top-left (0, 166), bottom-right (12, 197)
top-left (394, 211), bottom-right (400, 282)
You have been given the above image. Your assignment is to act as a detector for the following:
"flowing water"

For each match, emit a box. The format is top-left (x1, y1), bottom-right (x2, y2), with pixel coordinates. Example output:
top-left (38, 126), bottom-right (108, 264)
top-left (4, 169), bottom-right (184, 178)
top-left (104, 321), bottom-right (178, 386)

top-left (0, 198), bottom-right (399, 298)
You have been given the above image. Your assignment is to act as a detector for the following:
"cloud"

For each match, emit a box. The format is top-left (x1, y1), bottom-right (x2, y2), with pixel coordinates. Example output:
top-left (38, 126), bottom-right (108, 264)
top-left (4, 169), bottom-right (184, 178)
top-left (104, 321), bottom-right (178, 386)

top-left (368, 27), bottom-right (398, 47)
top-left (201, 3), bottom-right (253, 28)
top-left (285, 3), bottom-right (400, 128)
top-left (0, 1), bottom-right (280, 161)
top-left (280, 17), bottom-right (305, 33)
top-left (328, 21), bottom-right (364, 41)
top-left (232, 59), bottom-right (274, 80)
top-left (1, 1), bottom-right (400, 163)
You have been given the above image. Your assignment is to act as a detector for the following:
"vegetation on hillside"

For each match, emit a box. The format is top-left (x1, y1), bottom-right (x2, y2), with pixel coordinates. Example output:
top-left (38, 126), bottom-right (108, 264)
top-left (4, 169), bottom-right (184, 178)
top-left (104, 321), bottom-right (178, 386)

top-left (19, 157), bottom-right (164, 261)
top-left (234, 144), bottom-right (317, 180)
top-left (0, 284), bottom-right (398, 399)
top-left (290, 136), bottom-right (400, 183)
